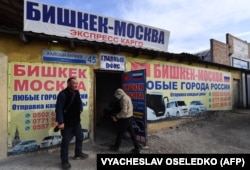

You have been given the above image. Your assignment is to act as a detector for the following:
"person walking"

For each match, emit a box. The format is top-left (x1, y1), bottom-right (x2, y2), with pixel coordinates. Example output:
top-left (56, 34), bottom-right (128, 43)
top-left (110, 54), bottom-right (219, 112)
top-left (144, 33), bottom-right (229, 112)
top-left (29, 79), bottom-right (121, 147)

top-left (55, 77), bottom-right (88, 169)
top-left (110, 88), bottom-right (141, 154)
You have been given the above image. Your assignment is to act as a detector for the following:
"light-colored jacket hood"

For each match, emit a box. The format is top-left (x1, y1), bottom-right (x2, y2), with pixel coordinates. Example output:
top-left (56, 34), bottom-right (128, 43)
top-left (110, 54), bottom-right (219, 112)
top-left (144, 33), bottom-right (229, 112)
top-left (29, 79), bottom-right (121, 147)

top-left (114, 88), bottom-right (125, 99)
top-left (114, 88), bottom-right (133, 119)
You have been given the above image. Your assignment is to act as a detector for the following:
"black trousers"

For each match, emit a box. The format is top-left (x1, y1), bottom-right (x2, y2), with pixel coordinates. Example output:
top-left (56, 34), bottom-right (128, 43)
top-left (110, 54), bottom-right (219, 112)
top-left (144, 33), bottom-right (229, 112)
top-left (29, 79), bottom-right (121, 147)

top-left (114, 117), bottom-right (140, 150)
top-left (60, 122), bottom-right (83, 163)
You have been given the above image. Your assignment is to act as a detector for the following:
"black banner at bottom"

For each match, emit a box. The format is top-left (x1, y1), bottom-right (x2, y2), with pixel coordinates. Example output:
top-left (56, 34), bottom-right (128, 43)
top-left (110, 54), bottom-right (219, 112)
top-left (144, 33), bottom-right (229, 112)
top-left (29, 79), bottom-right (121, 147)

top-left (97, 154), bottom-right (250, 170)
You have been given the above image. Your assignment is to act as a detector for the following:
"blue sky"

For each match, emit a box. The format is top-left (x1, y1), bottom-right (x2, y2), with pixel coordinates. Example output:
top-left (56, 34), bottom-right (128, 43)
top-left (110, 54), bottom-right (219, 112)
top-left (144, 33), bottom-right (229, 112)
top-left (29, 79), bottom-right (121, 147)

top-left (37, 0), bottom-right (250, 54)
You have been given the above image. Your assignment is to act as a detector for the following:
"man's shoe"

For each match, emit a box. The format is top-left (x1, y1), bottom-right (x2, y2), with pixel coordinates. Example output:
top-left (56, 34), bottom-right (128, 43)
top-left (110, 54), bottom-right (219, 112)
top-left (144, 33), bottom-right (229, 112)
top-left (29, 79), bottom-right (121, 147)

top-left (109, 145), bottom-right (119, 152)
top-left (130, 148), bottom-right (140, 154)
top-left (73, 153), bottom-right (89, 160)
top-left (61, 162), bottom-right (71, 169)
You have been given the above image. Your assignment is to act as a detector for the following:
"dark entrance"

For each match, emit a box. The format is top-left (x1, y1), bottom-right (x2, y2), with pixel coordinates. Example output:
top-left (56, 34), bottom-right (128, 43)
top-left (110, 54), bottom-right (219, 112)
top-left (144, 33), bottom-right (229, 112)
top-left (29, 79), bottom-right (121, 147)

top-left (94, 70), bottom-right (122, 144)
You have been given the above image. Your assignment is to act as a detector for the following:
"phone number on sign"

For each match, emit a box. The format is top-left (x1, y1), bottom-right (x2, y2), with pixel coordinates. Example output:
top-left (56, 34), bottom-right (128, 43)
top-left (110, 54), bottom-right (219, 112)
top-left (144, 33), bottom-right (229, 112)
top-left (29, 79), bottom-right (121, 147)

top-left (33, 118), bottom-right (49, 124)
top-left (32, 117), bottom-right (56, 124)
top-left (33, 124), bottom-right (49, 130)
top-left (33, 111), bottom-right (55, 118)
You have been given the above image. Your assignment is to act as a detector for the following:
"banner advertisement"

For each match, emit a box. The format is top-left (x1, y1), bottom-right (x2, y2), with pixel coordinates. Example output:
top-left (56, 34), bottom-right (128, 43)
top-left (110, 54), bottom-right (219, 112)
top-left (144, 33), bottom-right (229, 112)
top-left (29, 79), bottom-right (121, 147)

top-left (126, 58), bottom-right (232, 121)
top-left (8, 62), bottom-right (90, 152)
top-left (24, 0), bottom-right (170, 52)
top-left (122, 70), bottom-right (147, 146)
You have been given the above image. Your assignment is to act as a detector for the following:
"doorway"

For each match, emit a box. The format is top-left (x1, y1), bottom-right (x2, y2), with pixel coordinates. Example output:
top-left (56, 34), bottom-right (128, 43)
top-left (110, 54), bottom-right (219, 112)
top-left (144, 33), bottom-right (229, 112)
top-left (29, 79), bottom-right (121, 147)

top-left (233, 79), bottom-right (240, 109)
top-left (94, 70), bottom-right (122, 145)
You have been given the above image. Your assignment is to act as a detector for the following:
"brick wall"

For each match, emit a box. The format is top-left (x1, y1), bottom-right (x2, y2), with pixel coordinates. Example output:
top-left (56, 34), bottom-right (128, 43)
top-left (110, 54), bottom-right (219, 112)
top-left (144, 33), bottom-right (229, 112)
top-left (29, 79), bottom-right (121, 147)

top-left (211, 39), bottom-right (230, 65)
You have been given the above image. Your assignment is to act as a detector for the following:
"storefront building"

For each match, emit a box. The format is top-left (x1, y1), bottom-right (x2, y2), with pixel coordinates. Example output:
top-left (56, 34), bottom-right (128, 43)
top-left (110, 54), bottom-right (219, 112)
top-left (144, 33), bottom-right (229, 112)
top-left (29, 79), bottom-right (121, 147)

top-left (0, 0), bottom-right (249, 160)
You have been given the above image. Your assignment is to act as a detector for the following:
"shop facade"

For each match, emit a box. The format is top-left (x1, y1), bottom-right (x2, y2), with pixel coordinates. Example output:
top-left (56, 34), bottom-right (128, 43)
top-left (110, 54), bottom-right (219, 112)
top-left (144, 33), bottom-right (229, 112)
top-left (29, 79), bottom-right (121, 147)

top-left (0, 0), bottom-right (246, 160)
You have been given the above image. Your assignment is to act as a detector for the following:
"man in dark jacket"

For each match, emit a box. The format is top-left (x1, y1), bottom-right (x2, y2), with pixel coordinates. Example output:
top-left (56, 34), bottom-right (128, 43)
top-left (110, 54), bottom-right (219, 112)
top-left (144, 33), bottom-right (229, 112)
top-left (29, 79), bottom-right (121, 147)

top-left (55, 77), bottom-right (88, 169)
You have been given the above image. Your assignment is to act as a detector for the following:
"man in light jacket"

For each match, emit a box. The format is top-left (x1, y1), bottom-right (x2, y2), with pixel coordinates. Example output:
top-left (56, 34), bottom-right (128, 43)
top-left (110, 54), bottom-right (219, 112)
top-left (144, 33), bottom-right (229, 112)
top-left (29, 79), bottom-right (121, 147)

top-left (110, 88), bottom-right (140, 154)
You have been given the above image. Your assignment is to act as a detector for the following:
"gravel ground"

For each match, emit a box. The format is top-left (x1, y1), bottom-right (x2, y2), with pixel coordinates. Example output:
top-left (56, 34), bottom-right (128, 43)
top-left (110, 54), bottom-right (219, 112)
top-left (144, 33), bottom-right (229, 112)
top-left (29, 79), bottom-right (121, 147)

top-left (94, 110), bottom-right (250, 154)
top-left (144, 110), bottom-right (250, 154)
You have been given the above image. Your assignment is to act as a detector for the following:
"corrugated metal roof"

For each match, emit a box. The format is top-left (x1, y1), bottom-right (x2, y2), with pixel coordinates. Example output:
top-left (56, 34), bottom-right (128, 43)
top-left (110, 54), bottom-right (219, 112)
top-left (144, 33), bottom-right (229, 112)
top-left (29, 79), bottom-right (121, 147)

top-left (0, 0), bottom-right (23, 31)
top-left (195, 49), bottom-right (212, 62)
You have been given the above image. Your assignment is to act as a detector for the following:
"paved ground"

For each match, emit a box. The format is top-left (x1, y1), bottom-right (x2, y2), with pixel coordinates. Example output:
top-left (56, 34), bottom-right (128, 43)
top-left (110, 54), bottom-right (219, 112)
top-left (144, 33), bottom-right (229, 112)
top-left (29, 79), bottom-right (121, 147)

top-left (0, 110), bottom-right (250, 170)
top-left (0, 143), bottom-right (97, 170)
